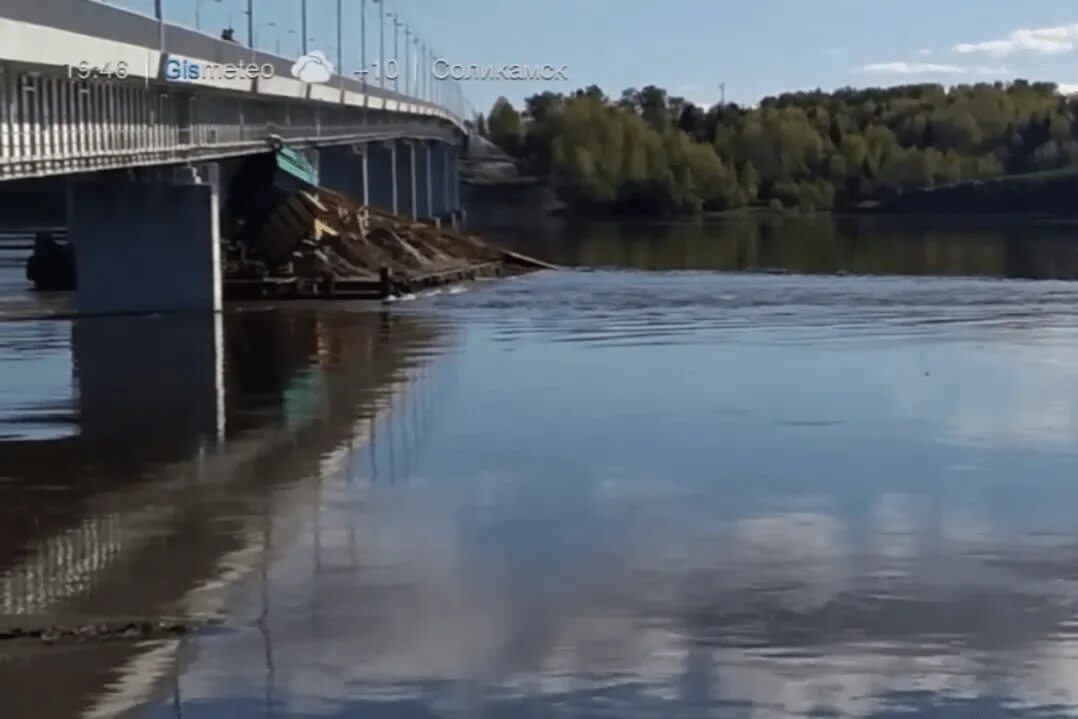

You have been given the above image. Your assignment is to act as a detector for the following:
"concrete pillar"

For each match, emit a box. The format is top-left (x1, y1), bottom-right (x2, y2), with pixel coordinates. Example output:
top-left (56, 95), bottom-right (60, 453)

top-left (318, 146), bottom-right (364, 200)
top-left (424, 141), bottom-right (433, 217)
top-left (416, 142), bottom-right (432, 219)
top-left (395, 139), bottom-right (412, 221)
top-left (367, 142), bottom-right (395, 212)
top-left (430, 141), bottom-right (447, 217)
top-left (448, 144), bottom-right (460, 212)
top-left (69, 164), bottom-right (222, 314)
top-left (390, 141), bottom-right (399, 215)
top-left (407, 142), bottom-right (418, 219)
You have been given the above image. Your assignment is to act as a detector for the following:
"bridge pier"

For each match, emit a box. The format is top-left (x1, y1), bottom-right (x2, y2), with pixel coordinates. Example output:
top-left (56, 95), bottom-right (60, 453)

top-left (448, 145), bottom-right (461, 214)
top-left (395, 140), bottom-right (414, 221)
top-left (416, 142), bottom-right (432, 219)
top-left (68, 164), bottom-right (223, 314)
top-left (319, 145), bottom-right (367, 202)
top-left (431, 142), bottom-right (448, 218)
top-left (367, 142), bottom-right (396, 214)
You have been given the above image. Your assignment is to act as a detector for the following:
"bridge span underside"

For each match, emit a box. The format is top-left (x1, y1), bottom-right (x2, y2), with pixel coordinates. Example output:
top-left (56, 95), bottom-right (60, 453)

top-left (0, 0), bottom-right (469, 314)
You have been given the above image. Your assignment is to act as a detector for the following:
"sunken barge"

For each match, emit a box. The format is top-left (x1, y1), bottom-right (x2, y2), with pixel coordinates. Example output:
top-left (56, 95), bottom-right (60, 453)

top-left (221, 142), bottom-right (555, 300)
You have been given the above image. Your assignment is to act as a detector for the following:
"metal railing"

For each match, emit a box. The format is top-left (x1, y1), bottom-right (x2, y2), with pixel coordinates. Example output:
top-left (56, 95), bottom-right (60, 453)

top-left (0, 62), bottom-right (459, 180)
top-left (70, 0), bottom-right (473, 121)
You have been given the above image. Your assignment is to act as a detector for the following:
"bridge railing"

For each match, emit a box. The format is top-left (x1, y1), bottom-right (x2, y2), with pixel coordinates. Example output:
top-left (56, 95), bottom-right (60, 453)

top-left (0, 0), bottom-right (471, 128)
top-left (0, 63), bottom-right (460, 180)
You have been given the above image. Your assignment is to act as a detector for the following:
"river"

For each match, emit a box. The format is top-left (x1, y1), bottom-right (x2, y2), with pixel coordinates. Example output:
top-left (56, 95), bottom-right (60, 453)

top-left (5, 213), bottom-right (1078, 718)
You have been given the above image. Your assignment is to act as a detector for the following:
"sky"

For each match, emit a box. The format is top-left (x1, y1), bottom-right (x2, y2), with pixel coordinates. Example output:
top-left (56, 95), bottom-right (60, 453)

top-left (105, 0), bottom-right (1078, 114)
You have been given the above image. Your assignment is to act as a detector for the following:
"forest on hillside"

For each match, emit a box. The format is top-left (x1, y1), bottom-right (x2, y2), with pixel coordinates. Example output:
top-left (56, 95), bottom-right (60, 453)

top-left (479, 81), bottom-right (1078, 213)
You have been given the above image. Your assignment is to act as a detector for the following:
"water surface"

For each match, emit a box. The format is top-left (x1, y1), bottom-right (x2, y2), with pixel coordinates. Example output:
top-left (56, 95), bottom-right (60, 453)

top-left (4, 216), bottom-right (1078, 718)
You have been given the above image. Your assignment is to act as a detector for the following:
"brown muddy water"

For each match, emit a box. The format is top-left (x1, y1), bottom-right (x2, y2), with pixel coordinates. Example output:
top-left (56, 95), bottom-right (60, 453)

top-left (5, 215), bottom-right (1078, 718)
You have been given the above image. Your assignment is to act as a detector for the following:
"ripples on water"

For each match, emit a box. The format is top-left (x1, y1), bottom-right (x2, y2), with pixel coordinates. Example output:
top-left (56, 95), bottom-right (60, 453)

top-left (4, 219), bottom-right (1078, 717)
top-left (418, 269), bottom-right (1078, 346)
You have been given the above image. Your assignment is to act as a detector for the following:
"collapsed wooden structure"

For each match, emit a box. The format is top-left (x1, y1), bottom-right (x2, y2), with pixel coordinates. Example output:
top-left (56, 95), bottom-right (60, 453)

top-left (223, 145), bottom-right (555, 300)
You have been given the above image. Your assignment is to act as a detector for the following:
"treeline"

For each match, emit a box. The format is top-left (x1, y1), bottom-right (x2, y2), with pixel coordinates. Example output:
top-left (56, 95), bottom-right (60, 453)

top-left (480, 81), bottom-right (1078, 213)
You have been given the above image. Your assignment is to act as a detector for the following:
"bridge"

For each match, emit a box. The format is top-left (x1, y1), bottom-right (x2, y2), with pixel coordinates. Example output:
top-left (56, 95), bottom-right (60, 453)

top-left (0, 0), bottom-right (473, 314)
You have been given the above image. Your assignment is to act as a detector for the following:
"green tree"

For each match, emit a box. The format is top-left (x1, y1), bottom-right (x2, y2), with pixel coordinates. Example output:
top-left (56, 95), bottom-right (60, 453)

top-left (487, 97), bottom-right (523, 155)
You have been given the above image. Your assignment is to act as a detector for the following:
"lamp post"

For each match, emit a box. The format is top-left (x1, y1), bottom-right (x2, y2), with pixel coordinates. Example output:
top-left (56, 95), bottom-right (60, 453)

top-left (336, 0), bottom-right (343, 86)
top-left (301, 0), bottom-right (308, 55)
top-left (378, 0), bottom-right (385, 88)
top-left (360, 0), bottom-right (367, 84)
top-left (416, 42), bottom-right (424, 101)
top-left (390, 14), bottom-right (402, 93)
top-left (404, 26), bottom-right (411, 97)
top-left (287, 29), bottom-right (298, 57)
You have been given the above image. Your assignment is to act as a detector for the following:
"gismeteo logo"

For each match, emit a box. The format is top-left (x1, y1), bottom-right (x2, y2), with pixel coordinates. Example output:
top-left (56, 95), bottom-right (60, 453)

top-left (163, 56), bottom-right (275, 82)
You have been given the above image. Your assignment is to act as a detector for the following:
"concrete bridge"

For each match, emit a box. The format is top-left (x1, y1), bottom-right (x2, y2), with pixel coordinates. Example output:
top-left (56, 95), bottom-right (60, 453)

top-left (0, 0), bottom-right (472, 314)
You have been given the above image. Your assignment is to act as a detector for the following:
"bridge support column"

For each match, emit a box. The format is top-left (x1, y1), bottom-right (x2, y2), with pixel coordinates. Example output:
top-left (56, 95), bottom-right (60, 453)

top-left (319, 145), bottom-right (367, 201)
top-left (368, 142), bottom-right (395, 213)
top-left (431, 142), bottom-right (448, 218)
top-left (416, 142), bottom-right (432, 219)
top-left (448, 144), bottom-right (461, 213)
top-left (395, 140), bottom-right (414, 220)
top-left (69, 164), bottom-right (222, 314)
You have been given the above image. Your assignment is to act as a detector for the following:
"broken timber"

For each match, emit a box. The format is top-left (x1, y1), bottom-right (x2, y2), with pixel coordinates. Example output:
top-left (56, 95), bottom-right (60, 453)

top-left (223, 143), bottom-right (557, 301)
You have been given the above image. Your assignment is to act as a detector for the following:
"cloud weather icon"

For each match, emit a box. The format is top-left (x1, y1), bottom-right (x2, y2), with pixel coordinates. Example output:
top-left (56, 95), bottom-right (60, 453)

top-left (291, 51), bottom-right (334, 84)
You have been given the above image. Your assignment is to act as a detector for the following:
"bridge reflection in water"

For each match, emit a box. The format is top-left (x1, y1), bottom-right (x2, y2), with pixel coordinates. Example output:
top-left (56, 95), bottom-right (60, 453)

top-left (0, 306), bottom-right (456, 718)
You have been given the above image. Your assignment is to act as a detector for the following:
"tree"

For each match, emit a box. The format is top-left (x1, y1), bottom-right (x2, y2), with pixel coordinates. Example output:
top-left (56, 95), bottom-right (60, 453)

top-left (505, 80), bottom-right (1078, 214)
top-left (487, 97), bottom-right (523, 155)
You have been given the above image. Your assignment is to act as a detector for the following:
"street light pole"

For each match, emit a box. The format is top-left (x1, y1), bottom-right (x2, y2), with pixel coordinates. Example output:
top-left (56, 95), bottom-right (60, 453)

top-left (404, 26), bottom-right (411, 97)
top-left (392, 16), bottom-right (401, 93)
top-left (336, 0), bottom-right (343, 78)
top-left (301, 0), bottom-right (308, 55)
top-left (378, 0), bottom-right (385, 88)
top-left (416, 44), bottom-right (424, 101)
top-left (360, 0), bottom-right (367, 83)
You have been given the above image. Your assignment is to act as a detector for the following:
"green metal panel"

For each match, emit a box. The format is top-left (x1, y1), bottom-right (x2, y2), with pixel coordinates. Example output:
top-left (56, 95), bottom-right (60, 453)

top-left (275, 146), bottom-right (319, 188)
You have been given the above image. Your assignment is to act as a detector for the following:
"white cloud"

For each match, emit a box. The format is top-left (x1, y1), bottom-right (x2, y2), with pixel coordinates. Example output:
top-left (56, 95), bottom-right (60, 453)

top-left (974, 65), bottom-right (1010, 75)
top-left (291, 50), bottom-right (335, 84)
top-left (954, 22), bottom-right (1078, 56)
top-left (1058, 83), bottom-right (1078, 95)
top-left (856, 61), bottom-right (966, 74)
top-left (918, 48), bottom-right (934, 56)
top-left (828, 48), bottom-right (843, 56)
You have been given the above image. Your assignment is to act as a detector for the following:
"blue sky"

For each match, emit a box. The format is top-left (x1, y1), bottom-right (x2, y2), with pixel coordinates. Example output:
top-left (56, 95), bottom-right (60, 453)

top-left (106, 0), bottom-right (1078, 114)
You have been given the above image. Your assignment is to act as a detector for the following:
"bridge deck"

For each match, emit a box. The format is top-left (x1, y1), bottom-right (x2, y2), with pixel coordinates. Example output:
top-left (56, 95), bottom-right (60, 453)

top-left (0, 0), bottom-right (469, 180)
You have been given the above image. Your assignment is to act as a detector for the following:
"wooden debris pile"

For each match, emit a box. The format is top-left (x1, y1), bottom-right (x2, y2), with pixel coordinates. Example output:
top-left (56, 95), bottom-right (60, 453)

top-left (224, 185), bottom-right (554, 298)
